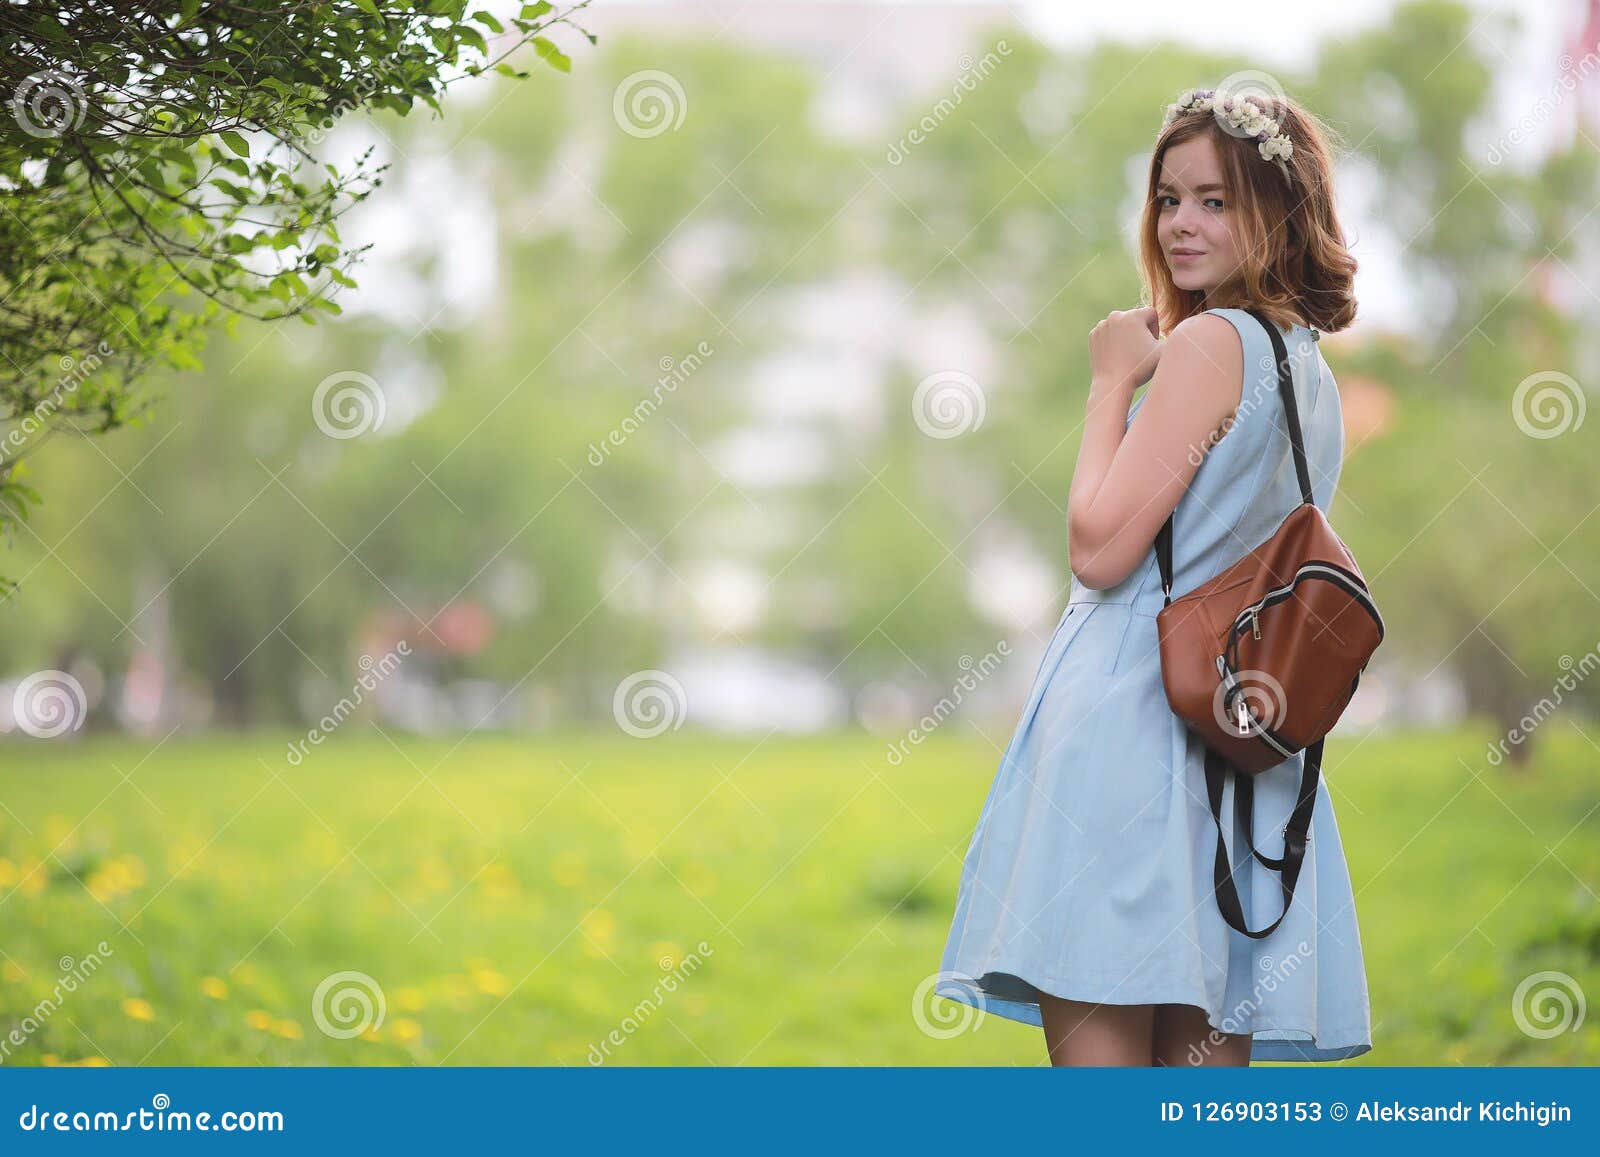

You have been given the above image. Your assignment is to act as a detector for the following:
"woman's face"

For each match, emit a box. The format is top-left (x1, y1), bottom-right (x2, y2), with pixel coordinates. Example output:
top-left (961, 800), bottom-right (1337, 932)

top-left (1156, 133), bottom-right (1243, 296)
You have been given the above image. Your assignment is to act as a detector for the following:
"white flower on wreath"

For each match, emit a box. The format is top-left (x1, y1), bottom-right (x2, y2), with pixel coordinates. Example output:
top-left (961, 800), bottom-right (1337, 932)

top-left (1164, 87), bottom-right (1295, 177)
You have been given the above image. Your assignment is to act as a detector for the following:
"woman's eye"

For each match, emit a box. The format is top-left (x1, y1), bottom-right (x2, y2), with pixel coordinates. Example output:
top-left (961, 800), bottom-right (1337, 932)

top-left (1157, 195), bottom-right (1177, 208)
top-left (1205, 197), bottom-right (1225, 210)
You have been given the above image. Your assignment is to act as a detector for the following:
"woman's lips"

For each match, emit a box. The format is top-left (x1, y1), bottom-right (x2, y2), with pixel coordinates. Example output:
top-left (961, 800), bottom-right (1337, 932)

top-left (1170, 250), bottom-right (1204, 263)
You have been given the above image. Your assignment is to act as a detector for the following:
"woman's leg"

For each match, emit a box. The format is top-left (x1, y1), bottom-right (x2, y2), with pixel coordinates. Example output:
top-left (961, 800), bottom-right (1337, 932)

top-left (1038, 994), bottom-right (1154, 1066)
top-left (1151, 1002), bottom-right (1252, 1066)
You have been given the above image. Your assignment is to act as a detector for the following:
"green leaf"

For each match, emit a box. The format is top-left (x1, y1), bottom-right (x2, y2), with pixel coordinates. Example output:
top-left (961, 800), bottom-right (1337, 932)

top-left (218, 130), bottom-right (251, 158)
top-left (532, 37), bottom-right (570, 73)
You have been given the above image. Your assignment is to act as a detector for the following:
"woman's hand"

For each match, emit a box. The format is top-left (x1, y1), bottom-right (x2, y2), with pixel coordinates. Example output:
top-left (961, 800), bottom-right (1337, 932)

top-left (1088, 306), bottom-right (1163, 396)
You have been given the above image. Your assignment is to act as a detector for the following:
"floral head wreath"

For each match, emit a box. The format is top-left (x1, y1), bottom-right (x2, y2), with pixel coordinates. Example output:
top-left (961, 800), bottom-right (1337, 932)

top-left (1162, 88), bottom-right (1294, 184)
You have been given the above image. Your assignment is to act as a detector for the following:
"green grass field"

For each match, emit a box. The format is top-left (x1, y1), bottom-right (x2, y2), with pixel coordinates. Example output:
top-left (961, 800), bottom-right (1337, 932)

top-left (1, 725), bottom-right (1596, 1066)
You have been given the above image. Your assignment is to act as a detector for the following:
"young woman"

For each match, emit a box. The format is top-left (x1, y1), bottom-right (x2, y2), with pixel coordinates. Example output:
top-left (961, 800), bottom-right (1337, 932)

top-left (933, 88), bottom-right (1372, 1066)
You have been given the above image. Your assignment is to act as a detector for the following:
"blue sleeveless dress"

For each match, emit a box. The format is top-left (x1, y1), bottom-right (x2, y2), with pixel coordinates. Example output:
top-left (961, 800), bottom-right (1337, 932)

top-left (934, 307), bottom-right (1373, 1062)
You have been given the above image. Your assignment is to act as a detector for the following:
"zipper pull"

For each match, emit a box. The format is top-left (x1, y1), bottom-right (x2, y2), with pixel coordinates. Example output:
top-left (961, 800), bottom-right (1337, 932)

top-left (1251, 610), bottom-right (1261, 640)
top-left (1235, 698), bottom-right (1250, 736)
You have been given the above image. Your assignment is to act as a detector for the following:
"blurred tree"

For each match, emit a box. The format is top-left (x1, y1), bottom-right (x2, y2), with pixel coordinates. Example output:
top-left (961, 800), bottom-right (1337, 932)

top-left (0, 0), bottom-right (593, 590)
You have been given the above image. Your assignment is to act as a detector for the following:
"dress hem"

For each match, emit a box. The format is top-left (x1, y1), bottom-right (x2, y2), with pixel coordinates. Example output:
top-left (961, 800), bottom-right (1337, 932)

top-left (935, 969), bottom-right (1372, 1064)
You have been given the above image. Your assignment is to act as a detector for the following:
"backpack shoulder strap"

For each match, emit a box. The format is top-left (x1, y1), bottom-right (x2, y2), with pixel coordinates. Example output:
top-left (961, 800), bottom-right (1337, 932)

top-left (1156, 309), bottom-right (1314, 606)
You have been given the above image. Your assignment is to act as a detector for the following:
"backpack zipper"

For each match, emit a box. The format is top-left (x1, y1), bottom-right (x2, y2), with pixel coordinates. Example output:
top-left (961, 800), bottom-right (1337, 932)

top-left (1231, 563), bottom-right (1385, 642)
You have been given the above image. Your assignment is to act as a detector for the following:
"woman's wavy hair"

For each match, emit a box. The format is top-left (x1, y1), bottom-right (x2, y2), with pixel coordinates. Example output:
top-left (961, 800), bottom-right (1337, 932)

top-left (1139, 89), bottom-right (1358, 336)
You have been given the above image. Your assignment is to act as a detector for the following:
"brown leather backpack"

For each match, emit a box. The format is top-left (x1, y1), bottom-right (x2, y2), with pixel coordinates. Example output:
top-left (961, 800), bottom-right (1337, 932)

top-left (1153, 308), bottom-right (1384, 940)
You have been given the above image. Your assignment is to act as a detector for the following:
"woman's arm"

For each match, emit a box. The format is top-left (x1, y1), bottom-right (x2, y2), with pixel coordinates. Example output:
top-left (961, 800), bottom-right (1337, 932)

top-left (1067, 312), bottom-right (1243, 590)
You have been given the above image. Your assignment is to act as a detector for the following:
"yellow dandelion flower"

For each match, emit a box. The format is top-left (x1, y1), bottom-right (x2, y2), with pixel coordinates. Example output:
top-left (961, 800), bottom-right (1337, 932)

top-left (244, 1009), bottom-right (275, 1031)
top-left (74, 1055), bottom-right (111, 1066)
top-left (2, 961), bottom-right (26, 983)
top-left (396, 986), bottom-right (426, 1012)
top-left (419, 855), bottom-right (453, 892)
top-left (40, 1054), bottom-right (59, 1066)
top-left (581, 908), bottom-right (616, 942)
top-left (550, 851), bottom-right (586, 888)
top-left (649, 941), bottom-right (684, 969)
top-left (470, 968), bottom-right (509, 997)
top-left (0, 857), bottom-right (16, 887)
top-left (271, 1019), bottom-right (303, 1040)
top-left (120, 855), bottom-right (147, 887)
top-left (199, 976), bottom-right (228, 1000)
top-left (682, 861), bottom-right (719, 896)
top-left (390, 1017), bottom-right (422, 1044)
top-left (477, 861), bottom-right (518, 899)
top-left (121, 997), bottom-right (155, 1022)
top-left (18, 866), bottom-right (46, 896)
